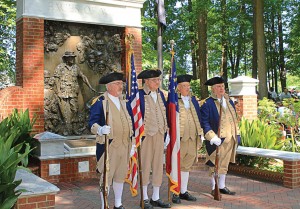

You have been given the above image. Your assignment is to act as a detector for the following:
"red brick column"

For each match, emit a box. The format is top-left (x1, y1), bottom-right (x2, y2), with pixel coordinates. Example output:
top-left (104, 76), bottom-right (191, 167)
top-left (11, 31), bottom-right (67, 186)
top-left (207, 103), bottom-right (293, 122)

top-left (283, 160), bottom-right (300, 188)
top-left (0, 17), bottom-right (45, 132)
top-left (17, 17), bottom-right (45, 132)
top-left (232, 95), bottom-right (257, 121)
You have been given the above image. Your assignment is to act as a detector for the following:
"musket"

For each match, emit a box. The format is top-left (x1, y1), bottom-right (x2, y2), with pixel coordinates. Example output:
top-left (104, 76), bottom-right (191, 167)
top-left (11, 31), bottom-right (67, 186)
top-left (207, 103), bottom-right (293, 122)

top-left (103, 100), bottom-right (110, 209)
top-left (214, 98), bottom-right (223, 201)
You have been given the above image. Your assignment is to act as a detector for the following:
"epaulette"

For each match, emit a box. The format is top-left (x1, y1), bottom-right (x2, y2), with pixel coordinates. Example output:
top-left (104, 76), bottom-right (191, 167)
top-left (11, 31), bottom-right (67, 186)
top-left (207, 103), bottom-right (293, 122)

top-left (199, 97), bottom-right (210, 106)
top-left (91, 95), bottom-right (105, 106)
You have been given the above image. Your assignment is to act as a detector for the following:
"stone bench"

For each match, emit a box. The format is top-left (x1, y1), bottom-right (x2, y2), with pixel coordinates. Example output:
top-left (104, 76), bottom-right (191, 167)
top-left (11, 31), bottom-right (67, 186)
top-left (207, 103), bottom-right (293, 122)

top-left (236, 146), bottom-right (300, 188)
top-left (14, 169), bottom-right (60, 209)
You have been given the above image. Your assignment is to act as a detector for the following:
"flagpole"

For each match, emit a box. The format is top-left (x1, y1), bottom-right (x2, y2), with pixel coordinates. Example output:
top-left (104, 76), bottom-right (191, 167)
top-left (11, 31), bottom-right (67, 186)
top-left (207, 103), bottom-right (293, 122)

top-left (125, 34), bottom-right (145, 208)
top-left (168, 40), bottom-right (175, 204)
top-left (158, 16), bottom-right (163, 78)
top-left (157, 0), bottom-right (166, 88)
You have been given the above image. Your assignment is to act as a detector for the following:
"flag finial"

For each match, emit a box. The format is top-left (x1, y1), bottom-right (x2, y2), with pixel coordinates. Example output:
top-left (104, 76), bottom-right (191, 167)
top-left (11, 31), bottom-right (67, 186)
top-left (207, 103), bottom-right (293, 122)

top-left (170, 40), bottom-right (175, 56)
top-left (125, 34), bottom-right (135, 51)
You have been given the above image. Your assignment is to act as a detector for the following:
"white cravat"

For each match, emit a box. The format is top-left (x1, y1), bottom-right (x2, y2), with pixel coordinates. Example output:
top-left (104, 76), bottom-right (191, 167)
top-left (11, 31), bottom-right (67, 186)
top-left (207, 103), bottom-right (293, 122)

top-left (218, 96), bottom-right (227, 109)
top-left (150, 91), bottom-right (157, 103)
top-left (108, 93), bottom-right (120, 110)
top-left (182, 96), bottom-right (190, 109)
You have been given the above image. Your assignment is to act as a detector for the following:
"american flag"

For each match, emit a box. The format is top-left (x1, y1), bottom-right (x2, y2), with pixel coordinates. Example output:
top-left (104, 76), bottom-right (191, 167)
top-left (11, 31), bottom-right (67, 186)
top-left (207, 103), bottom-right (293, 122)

top-left (166, 52), bottom-right (181, 195)
top-left (125, 52), bottom-right (144, 197)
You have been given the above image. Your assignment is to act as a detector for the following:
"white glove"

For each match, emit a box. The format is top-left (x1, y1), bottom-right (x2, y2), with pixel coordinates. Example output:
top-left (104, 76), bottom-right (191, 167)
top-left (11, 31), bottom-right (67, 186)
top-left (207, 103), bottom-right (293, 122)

top-left (210, 135), bottom-right (221, 146)
top-left (164, 133), bottom-right (170, 149)
top-left (282, 130), bottom-right (286, 137)
top-left (201, 135), bottom-right (205, 142)
top-left (97, 125), bottom-right (111, 136)
top-left (130, 144), bottom-right (136, 157)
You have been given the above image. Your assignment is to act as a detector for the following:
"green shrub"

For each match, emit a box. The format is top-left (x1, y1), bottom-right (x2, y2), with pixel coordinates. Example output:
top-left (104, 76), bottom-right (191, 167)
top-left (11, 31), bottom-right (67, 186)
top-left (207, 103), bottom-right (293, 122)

top-left (239, 117), bottom-right (283, 149)
top-left (0, 109), bottom-right (35, 209)
top-left (257, 97), bottom-right (300, 152)
top-left (0, 109), bottom-right (37, 166)
top-left (257, 97), bottom-right (279, 124)
top-left (238, 117), bottom-right (284, 169)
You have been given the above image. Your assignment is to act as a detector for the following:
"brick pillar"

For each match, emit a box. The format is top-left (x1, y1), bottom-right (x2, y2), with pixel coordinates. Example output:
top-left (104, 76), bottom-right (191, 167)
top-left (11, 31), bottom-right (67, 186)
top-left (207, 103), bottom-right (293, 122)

top-left (228, 76), bottom-right (259, 121)
top-left (16, 17), bottom-right (45, 132)
top-left (283, 160), bottom-right (300, 188)
top-left (233, 95), bottom-right (258, 121)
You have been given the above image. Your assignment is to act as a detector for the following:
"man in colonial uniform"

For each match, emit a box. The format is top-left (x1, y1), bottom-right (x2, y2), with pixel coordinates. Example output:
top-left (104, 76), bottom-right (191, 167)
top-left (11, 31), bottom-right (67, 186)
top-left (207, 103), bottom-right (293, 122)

top-left (200, 76), bottom-right (240, 196)
top-left (137, 69), bottom-right (171, 209)
top-left (172, 74), bottom-right (204, 204)
top-left (89, 72), bottom-right (134, 209)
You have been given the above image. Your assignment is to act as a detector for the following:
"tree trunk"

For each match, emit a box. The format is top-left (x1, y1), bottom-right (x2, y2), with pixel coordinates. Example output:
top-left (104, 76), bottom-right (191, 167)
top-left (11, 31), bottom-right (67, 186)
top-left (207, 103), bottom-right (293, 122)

top-left (278, 6), bottom-right (286, 91)
top-left (269, 8), bottom-right (278, 93)
top-left (235, 3), bottom-right (246, 78)
top-left (221, 0), bottom-right (228, 89)
top-left (252, 0), bottom-right (258, 79)
top-left (198, 8), bottom-right (209, 99)
top-left (255, 0), bottom-right (268, 99)
top-left (188, 0), bottom-right (198, 79)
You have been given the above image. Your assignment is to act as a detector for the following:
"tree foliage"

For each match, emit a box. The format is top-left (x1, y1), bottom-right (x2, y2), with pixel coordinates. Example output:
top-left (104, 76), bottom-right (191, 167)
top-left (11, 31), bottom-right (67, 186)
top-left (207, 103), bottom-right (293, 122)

top-left (1, 0), bottom-right (300, 96)
top-left (141, 0), bottom-right (300, 97)
top-left (0, 0), bottom-right (16, 86)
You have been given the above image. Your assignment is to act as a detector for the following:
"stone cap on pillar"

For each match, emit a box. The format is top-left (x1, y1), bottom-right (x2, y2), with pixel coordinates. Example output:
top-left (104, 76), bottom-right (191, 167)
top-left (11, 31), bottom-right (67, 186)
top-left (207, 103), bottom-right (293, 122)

top-left (34, 131), bottom-right (66, 142)
top-left (33, 132), bottom-right (66, 157)
top-left (228, 76), bottom-right (259, 96)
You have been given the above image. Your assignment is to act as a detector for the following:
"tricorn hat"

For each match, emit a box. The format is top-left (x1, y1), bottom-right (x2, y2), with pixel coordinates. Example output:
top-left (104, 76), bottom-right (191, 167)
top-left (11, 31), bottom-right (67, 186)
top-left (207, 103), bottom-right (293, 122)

top-left (63, 51), bottom-right (76, 57)
top-left (177, 74), bottom-right (193, 84)
top-left (99, 72), bottom-right (124, 84)
top-left (204, 76), bottom-right (225, 86)
top-left (137, 69), bottom-right (162, 79)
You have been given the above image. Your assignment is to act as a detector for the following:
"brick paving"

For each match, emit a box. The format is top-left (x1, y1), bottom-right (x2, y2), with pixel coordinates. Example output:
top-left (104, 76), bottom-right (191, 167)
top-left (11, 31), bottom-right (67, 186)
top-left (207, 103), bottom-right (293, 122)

top-left (55, 169), bottom-right (300, 209)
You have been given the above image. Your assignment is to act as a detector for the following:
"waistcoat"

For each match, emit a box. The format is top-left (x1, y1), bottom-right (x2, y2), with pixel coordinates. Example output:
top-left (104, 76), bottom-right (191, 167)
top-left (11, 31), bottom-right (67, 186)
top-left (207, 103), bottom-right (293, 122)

top-left (144, 94), bottom-right (167, 136)
top-left (219, 100), bottom-right (237, 142)
top-left (108, 98), bottom-right (130, 147)
top-left (179, 99), bottom-right (203, 141)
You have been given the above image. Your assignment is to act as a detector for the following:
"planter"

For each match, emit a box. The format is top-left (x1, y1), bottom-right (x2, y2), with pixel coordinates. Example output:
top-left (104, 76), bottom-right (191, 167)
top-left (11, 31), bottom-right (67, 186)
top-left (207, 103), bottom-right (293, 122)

top-left (229, 163), bottom-right (284, 184)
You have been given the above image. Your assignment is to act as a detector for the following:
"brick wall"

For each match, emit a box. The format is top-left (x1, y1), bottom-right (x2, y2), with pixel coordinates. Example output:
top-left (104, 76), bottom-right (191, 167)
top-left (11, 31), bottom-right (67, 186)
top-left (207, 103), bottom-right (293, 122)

top-left (0, 18), bottom-right (143, 134)
top-left (232, 95), bottom-right (258, 121)
top-left (15, 194), bottom-right (55, 209)
top-left (0, 17), bottom-right (45, 133)
top-left (39, 156), bottom-right (97, 183)
top-left (283, 160), bottom-right (300, 188)
top-left (0, 86), bottom-right (24, 120)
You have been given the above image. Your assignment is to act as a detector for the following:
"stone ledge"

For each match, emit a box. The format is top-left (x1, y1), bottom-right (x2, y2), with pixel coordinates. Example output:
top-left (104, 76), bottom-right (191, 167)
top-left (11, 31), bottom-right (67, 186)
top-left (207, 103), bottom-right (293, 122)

top-left (237, 146), bottom-right (300, 161)
top-left (15, 169), bottom-right (59, 197)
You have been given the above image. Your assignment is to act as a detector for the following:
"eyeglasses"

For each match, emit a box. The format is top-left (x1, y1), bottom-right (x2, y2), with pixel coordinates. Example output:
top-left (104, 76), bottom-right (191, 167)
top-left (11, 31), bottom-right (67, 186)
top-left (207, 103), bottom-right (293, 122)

top-left (148, 78), bottom-right (161, 82)
top-left (110, 81), bottom-right (123, 85)
top-left (180, 84), bottom-right (190, 88)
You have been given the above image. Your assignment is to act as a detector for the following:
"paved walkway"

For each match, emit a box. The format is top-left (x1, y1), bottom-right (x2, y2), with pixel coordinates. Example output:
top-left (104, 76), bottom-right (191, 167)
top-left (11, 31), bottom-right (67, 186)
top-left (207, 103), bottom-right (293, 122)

top-left (55, 169), bottom-right (300, 209)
